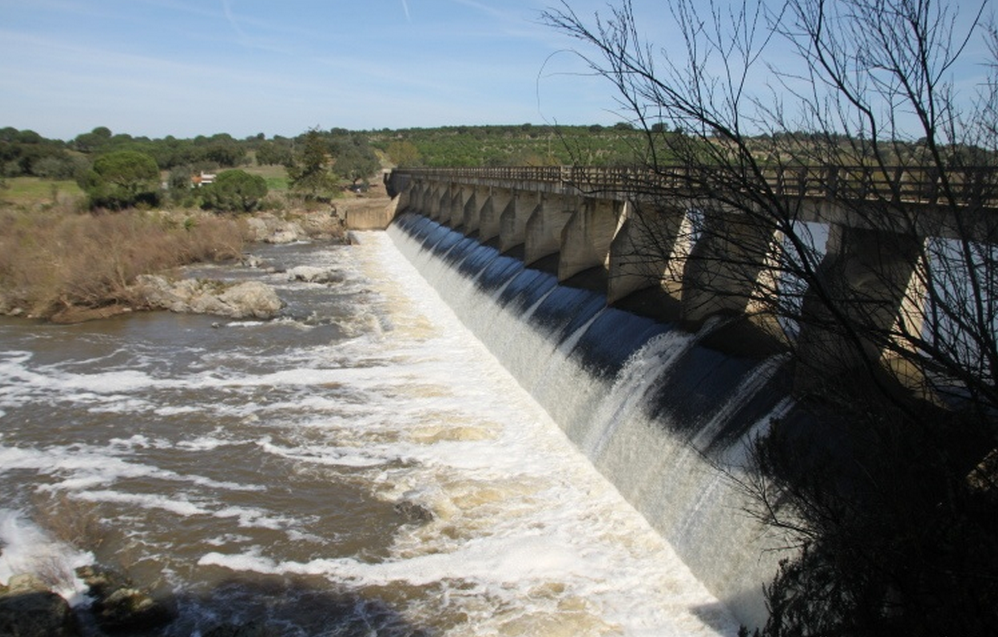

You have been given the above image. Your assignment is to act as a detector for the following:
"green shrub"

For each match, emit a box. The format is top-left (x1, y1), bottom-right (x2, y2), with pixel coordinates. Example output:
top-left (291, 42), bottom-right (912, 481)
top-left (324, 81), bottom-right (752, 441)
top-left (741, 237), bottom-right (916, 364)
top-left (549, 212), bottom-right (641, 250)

top-left (78, 150), bottom-right (160, 209)
top-left (200, 169), bottom-right (268, 212)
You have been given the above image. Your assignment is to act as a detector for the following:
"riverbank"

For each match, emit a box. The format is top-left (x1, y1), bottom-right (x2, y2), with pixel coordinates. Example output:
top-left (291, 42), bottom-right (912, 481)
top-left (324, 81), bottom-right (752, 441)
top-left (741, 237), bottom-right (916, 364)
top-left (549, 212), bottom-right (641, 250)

top-left (0, 194), bottom-right (391, 323)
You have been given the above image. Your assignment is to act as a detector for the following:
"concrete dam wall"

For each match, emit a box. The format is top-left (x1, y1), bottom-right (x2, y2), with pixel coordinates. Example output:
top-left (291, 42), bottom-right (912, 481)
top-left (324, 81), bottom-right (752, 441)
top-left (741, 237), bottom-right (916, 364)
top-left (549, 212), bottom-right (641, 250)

top-left (386, 210), bottom-right (811, 628)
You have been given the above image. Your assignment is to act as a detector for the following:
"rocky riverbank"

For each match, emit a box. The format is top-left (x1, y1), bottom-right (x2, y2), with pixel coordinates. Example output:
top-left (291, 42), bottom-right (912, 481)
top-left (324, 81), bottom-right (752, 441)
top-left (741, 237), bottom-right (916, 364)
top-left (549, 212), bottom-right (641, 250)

top-left (0, 565), bottom-right (172, 637)
top-left (0, 563), bottom-right (286, 636)
top-left (0, 206), bottom-right (357, 324)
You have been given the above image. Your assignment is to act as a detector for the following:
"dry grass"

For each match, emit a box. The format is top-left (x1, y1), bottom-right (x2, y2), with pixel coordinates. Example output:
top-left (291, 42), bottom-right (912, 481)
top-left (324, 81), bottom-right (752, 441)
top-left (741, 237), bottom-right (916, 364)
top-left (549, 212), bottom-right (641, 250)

top-left (0, 208), bottom-right (249, 319)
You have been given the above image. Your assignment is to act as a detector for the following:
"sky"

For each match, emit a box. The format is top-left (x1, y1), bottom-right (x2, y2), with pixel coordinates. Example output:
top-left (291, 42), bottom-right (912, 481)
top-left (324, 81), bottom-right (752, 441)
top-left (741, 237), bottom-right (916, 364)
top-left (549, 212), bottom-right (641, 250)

top-left (1, 1), bottom-right (992, 142)
top-left (0, 0), bottom-right (627, 141)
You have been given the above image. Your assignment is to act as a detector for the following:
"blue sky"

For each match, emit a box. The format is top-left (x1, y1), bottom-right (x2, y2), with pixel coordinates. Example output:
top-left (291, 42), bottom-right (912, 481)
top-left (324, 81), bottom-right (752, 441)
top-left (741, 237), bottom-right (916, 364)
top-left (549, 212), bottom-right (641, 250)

top-left (0, 0), bottom-right (626, 140)
top-left (1, 1), bottom-right (991, 142)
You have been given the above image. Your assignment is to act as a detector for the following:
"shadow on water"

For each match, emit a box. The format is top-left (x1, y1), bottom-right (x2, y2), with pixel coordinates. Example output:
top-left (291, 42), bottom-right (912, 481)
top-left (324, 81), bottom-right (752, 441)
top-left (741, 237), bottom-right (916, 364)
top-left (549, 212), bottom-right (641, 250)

top-left (67, 575), bottom-right (432, 637)
top-left (169, 576), bottom-right (430, 637)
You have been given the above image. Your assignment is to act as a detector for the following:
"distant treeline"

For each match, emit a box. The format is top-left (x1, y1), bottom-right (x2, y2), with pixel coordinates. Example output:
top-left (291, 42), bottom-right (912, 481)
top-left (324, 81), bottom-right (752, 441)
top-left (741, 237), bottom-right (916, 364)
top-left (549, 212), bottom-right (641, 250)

top-left (6, 123), bottom-right (985, 188)
top-left (0, 123), bottom-right (655, 180)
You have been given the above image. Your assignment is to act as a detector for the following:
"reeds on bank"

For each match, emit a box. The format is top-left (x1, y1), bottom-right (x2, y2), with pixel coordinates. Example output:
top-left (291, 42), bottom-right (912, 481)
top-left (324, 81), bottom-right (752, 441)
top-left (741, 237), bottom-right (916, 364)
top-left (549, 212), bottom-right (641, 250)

top-left (0, 207), bottom-right (248, 320)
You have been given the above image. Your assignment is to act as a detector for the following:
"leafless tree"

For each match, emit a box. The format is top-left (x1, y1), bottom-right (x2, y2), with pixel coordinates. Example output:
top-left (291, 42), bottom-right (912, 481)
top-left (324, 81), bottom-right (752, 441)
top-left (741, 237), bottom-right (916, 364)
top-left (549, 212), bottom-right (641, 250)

top-left (544, 1), bottom-right (998, 634)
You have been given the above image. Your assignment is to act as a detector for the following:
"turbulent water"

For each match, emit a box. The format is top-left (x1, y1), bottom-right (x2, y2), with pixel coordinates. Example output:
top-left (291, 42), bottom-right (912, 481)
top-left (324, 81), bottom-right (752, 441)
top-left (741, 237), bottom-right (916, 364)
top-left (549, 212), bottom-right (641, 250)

top-left (0, 233), bottom-right (740, 636)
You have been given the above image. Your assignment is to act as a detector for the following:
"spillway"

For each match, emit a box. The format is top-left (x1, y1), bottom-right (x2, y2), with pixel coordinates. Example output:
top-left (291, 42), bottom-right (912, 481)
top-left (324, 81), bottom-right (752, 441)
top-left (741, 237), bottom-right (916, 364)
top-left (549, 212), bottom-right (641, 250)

top-left (389, 211), bottom-right (795, 627)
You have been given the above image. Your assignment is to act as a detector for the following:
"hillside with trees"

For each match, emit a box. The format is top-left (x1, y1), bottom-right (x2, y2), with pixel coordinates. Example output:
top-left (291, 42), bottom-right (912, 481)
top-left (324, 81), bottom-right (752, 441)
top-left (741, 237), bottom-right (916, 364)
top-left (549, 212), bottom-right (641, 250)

top-left (3, 121), bottom-right (649, 322)
top-left (0, 122), bottom-right (660, 213)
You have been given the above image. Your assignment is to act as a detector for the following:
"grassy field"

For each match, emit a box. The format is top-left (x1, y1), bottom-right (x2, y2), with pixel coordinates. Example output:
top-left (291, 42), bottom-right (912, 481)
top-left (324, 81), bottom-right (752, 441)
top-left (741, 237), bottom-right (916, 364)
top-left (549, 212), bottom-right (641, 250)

top-left (0, 177), bottom-right (85, 209)
top-left (0, 164), bottom-right (290, 213)
top-left (243, 156), bottom-right (290, 191)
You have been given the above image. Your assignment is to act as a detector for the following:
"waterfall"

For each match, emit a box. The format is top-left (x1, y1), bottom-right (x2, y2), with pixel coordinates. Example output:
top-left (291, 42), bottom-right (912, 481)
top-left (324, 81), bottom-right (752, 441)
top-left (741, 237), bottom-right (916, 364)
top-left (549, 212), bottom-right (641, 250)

top-left (387, 212), bottom-right (796, 628)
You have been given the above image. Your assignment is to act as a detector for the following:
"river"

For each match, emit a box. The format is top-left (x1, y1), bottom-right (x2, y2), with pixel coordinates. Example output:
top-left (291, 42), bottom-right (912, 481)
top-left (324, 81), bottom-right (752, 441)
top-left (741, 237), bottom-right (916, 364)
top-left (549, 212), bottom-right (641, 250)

top-left (0, 232), bottom-right (738, 636)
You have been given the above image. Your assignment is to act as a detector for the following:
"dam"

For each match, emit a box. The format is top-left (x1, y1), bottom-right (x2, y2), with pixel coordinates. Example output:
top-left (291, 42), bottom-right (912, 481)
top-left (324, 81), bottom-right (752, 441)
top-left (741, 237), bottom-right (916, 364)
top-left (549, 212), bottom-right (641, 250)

top-left (367, 162), bottom-right (998, 629)
top-left (382, 209), bottom-right (793, 629)
top-left (1, 164), bottom-right (990, 634)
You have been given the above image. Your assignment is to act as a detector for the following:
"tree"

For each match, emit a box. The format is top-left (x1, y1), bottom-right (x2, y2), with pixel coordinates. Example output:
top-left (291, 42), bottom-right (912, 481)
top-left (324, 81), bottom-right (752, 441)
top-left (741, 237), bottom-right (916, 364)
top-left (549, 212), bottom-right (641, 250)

top-left (79, 150), bottom-right (160, 209)
top-left (196, 134), bottom-right (247, 167)
top-left (286, 129), bottom-right (338, 201)
top-left (385, 140), bottom-right (421, 167)
top-left (330, 133), bottom-right (381, 186)
top-left (73, 126), bottom-right (113, 153)
top-left (544, 0), bottom-right (998, 634)
top-left (201, 169), bottom-right (268, 212)
top-left (255, 140), bottom-right (293, 166)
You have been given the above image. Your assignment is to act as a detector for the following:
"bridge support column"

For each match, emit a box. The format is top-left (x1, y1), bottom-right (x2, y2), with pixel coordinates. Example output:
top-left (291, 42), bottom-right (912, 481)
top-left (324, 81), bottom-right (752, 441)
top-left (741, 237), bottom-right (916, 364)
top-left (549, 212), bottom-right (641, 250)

top-left (443, 184), bottom-right (456, 227)
top-left (524, 193), bottom-right (578, 265)
top-left (394, 181), bottom-right (412, 214)
top-left (446, 185), bottom-right (472, 229)
top-left (680, 207), bottom-right (780, 325)
top-left (461, 187), bottom-right (487, 234)
top-left (404, 181), bottom-right (424, 214)
top-left (559, 197), bottom-right (620, 282)
top-left (480, 188), bottom-right (510, 243)
top-left (796, 224), bottom-right (925, 387)
top-left (427, 185), bottom-right (446, 221)
top-left (500, 192), bottom-right (538, 254)
top-left (607, 199), bottom-right (691, 304)
top-left (442, 184), bottom-right (459, 228)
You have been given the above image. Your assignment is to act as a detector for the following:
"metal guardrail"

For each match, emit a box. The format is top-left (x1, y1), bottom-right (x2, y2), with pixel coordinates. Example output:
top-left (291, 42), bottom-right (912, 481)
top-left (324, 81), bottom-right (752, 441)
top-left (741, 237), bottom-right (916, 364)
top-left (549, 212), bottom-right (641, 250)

top-left (393, 165), bottom-right (997, 208)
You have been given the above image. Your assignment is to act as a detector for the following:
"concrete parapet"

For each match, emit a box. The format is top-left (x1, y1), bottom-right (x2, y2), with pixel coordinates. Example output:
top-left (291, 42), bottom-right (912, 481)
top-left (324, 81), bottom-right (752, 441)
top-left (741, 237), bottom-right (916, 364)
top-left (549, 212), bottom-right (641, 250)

top-left (345, 197), bottom-right (399, 230)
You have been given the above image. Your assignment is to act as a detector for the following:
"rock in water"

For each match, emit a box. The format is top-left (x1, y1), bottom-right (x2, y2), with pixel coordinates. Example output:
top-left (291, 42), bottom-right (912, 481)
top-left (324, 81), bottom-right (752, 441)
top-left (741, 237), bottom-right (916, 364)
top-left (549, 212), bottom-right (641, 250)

top-left (0, 590), bottom-right (79, 637)
top-left (91, 586), bottom-right (174, 633)
top-left (133, 276), bottom-right (283, 320)
top-left (245, 215), bottom-right (307, 244)
top-left (76, 564), bottom-right (175, 634)
top-left (217, 281), bottom-right (283, 318)
top-left (287, 266), bottom-right (344, 284)
top-left (394, 500), bottom-right (435, 524)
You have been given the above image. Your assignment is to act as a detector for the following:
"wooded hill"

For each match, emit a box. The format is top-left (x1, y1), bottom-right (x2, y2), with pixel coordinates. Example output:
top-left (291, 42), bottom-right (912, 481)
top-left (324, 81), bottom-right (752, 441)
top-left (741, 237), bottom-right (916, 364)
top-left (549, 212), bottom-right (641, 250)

top-left (0, 123), bottom-right (652, 183)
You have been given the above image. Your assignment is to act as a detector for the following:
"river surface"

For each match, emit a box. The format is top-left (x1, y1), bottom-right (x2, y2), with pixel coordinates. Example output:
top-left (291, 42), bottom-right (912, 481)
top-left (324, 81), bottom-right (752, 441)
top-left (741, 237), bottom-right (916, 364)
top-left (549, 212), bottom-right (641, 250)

top-left (0, 233), bottom-right (737, 636)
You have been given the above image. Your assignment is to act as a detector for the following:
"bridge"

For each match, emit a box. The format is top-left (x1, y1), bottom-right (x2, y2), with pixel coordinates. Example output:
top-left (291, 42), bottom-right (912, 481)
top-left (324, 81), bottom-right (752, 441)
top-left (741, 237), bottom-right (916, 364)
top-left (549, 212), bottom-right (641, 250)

top-left (381, 164), bottom-right (997, 384)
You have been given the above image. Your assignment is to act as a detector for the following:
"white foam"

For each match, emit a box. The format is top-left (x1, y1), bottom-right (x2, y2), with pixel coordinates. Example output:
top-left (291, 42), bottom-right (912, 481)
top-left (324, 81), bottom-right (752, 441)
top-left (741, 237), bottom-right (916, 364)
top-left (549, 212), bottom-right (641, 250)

top-left (211, 506), bottom-right (302, 532)
top-left (75, 490), bottom-right (208, 516)
top-left (0, 237), bottom-right (747, 635)
top-left (175, 434), bottom-right (234, 451)
top-left (383, 225), bottom-right (783, 627)
top-left (255, 438), bottom-right (391, 468)
top-left (0, 441), bottom-right (262, 494)
top-left (0, 510), bottom-right (93, 606)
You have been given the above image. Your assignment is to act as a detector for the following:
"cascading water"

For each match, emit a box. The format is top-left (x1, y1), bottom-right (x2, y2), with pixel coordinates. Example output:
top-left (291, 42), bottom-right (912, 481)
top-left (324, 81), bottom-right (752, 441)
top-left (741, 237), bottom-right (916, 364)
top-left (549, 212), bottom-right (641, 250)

top-left (388, 211), bottom-right (797, 627)
top-left (1, 231), bottom-right (752, 635)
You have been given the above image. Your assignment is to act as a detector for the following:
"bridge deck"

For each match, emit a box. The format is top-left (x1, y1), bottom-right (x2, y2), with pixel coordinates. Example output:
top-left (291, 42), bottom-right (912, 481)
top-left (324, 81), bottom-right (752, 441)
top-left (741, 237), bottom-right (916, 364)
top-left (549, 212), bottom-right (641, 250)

top-left (393, 164), bottom-right (997, 210)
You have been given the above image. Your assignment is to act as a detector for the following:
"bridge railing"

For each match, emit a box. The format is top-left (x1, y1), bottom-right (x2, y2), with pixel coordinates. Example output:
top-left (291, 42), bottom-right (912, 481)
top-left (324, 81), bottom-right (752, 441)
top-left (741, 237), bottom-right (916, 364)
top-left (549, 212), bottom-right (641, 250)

top-left (394, 164), bottom-right (997, 208)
